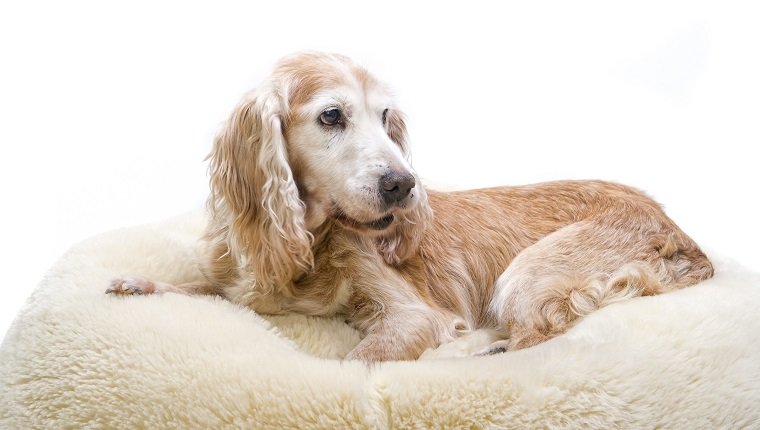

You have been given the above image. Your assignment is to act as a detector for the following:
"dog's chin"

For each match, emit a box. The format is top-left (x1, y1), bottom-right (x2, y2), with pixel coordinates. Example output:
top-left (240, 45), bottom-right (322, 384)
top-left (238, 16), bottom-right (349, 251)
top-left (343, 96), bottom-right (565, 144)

top-left (332, 210), bottom-right (396, 234)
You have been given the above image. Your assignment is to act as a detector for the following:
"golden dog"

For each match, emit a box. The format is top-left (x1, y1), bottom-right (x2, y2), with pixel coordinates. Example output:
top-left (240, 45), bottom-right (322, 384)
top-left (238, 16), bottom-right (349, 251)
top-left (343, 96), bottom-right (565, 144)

top-left (108, 52), bottom-right (714, 361)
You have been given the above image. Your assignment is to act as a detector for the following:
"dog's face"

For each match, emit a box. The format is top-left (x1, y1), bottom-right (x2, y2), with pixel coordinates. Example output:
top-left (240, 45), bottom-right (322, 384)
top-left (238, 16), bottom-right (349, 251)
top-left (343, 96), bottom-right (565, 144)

top-left (209, 52), bottom-right (431, 287)
top-left (278, 53), bottom-right (420, 235)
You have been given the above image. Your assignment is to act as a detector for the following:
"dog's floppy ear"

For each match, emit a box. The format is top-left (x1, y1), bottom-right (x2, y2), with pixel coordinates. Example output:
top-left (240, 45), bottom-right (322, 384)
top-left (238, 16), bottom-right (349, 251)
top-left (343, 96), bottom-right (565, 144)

top-left (384, 107), bottom-right (410, 157)
top-left (207, 86), bottom-right (312, 294)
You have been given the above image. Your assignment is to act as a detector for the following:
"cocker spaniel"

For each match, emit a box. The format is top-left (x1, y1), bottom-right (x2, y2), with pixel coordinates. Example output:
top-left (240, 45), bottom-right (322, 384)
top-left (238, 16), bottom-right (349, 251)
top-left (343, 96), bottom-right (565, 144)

top-left (108, 52), bottom-right (714, 361)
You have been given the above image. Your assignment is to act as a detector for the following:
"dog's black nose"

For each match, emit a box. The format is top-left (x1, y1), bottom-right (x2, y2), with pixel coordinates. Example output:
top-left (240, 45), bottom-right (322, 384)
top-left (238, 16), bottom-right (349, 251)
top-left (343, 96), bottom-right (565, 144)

top-left (379, 171), bottom-right (416, 206)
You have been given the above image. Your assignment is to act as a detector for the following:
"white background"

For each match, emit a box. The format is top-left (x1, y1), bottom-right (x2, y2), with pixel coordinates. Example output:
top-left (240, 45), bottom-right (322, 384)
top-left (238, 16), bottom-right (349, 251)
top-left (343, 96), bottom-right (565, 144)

top-left (1, 1), bottom-right (759, 341)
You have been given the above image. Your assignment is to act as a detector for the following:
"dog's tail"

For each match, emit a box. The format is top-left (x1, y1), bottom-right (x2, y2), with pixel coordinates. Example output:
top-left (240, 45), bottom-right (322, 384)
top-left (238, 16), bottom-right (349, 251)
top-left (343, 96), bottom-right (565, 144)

top-left (502, 234), bottom-right (714, 350)
top-left (535, 261), bottom-right (664, 336)
top-left (562, 236), bottom-right (714, 322)
top-left (565, 262), bottom-right (663, 319)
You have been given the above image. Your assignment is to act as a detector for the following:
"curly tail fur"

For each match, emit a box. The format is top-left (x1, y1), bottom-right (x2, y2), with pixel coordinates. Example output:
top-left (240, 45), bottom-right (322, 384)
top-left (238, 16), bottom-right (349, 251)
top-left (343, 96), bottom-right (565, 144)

top-left (516, 262), bottom-right (665, 343)
top-left (565, 262), bottom-right (664, 320)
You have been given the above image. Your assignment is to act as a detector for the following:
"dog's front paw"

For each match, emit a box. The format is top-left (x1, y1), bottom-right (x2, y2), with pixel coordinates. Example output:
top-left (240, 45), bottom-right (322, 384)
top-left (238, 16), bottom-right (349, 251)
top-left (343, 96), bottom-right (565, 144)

top-left (344, 341), bottom-right (408, 363)
top-left (106, 276), bottom-right (158, 296)
top-left (344, 346), bottom-right (384, 363)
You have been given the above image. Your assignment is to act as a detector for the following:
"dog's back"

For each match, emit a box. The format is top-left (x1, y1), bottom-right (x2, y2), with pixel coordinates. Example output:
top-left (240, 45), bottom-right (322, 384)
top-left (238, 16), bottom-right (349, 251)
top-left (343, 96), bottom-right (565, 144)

top-left (398, 180), bottom-right (713, 350)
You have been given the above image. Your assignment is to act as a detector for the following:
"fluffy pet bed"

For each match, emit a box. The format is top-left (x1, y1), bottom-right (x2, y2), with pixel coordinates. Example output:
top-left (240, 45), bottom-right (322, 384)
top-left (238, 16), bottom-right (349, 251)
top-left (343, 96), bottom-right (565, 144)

top-left (1, 210), bottom-right (759, 429)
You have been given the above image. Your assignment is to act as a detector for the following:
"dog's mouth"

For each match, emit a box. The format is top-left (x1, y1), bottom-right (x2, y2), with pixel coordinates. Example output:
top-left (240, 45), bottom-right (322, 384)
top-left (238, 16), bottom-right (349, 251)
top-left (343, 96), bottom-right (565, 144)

top-left (333, 209), bottom-right (395, 232)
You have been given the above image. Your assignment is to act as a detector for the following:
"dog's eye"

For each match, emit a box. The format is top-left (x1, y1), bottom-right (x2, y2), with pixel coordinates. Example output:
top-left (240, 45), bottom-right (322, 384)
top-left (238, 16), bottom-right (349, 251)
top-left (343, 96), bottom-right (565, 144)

top-left (320, 108), bottom-right (342, 126)
top-left (382, 108), bottom-right (389, 125)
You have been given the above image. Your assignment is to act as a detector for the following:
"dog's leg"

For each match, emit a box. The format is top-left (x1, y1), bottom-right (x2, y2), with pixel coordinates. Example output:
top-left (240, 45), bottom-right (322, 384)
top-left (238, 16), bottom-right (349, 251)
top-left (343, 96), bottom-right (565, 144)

top-left (487, 217), bottom-right (712, 353)
top-left (106, 235), bottom-right (231, 297)
top-left (344, 302), bottom-right (467, 361)
top-left (344, 316), bottom-right (440, 362)
top-left (344, 293), bottom-right (456, 361)
top-left (106, 276), bottom-right (217, 296)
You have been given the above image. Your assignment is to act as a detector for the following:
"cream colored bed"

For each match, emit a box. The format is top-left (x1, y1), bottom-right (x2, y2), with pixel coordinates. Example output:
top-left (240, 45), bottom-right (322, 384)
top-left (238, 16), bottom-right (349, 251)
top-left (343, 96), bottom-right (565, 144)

top-left (1, 211), bottom-right (759, 429)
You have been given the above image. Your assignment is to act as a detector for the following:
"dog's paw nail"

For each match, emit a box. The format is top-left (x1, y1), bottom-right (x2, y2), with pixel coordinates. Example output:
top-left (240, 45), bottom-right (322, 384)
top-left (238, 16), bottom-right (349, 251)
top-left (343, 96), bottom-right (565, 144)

top-left (474, 339), bottom-right (511, 356)
top-left (127, 286), bottom-right (144, 295)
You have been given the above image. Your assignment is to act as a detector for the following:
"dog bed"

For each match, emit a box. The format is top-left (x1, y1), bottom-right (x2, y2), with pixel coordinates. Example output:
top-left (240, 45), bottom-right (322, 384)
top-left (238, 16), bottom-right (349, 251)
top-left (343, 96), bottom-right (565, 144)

top-left (1, 210), bottom-right (759, 429)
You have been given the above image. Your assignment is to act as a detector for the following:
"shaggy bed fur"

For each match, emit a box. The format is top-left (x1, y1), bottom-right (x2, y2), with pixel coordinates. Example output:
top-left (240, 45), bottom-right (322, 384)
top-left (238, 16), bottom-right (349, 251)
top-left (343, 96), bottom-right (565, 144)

top-left (1, 212), bottom-right (759, 429)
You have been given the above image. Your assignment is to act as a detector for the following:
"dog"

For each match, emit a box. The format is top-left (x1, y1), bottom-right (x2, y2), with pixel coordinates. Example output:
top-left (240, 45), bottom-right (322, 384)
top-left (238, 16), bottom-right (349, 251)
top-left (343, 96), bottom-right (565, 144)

top-left (107, 52), bottom-right (714, 361)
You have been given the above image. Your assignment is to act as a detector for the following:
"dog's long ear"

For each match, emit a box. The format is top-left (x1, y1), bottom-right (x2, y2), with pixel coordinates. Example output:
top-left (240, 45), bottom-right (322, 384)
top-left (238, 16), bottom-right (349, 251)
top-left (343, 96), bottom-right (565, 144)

top-left (385, 107), bottom-right (410, 157)
top-left (207, 87), bottom-right (312, 294)
top-left (377, 107), bottom-right (433, 264)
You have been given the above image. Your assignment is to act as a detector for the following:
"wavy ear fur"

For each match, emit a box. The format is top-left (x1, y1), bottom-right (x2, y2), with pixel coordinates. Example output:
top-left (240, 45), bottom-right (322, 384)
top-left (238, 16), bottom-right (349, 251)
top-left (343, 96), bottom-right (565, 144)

top-left (377, 108), bottom-right (433, 265)
top-left (207, 86), bottom-right (312, 294)
top-left (385, 107), bottom-right (410, 156)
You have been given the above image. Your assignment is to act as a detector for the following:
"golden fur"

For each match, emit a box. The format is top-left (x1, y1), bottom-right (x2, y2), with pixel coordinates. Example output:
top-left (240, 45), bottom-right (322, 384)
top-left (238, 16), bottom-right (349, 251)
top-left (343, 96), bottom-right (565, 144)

top-left (108, 52), bottom-right (714, 361)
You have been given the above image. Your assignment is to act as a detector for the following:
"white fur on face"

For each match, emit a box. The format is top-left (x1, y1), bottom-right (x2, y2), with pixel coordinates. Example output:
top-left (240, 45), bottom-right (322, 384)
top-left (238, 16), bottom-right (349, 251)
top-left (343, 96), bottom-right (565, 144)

top-left (286, 81), bottom-right (418, 233)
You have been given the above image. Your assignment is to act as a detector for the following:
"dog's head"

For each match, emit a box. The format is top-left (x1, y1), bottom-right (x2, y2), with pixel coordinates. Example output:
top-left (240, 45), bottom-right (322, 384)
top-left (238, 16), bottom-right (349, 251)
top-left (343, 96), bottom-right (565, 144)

top-left (276, 52), bottom-right (424, 234)
top-left (208, 52), bottom-right (432, 289)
